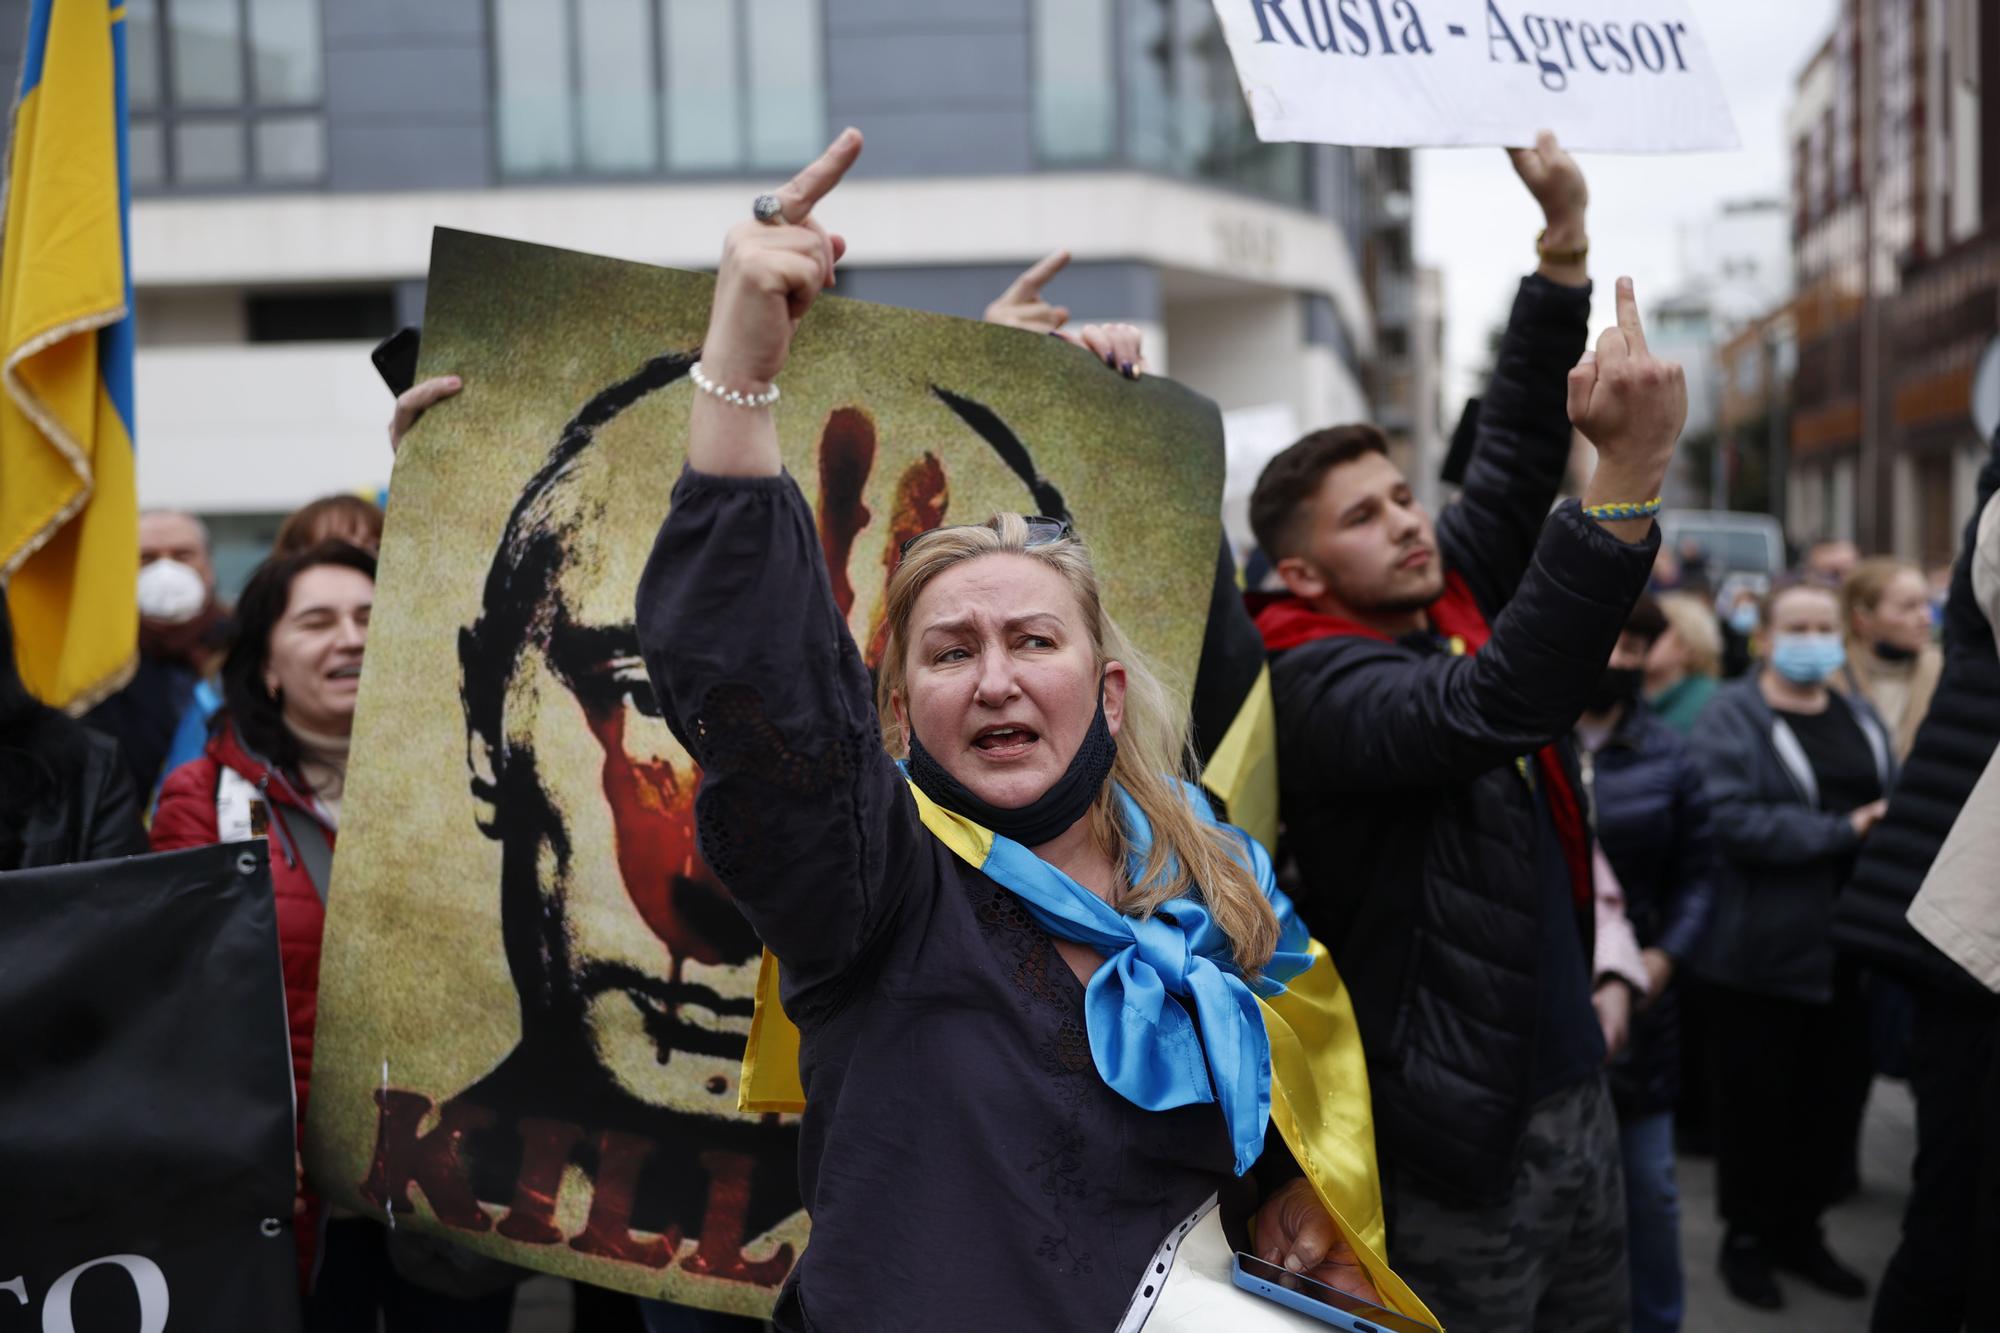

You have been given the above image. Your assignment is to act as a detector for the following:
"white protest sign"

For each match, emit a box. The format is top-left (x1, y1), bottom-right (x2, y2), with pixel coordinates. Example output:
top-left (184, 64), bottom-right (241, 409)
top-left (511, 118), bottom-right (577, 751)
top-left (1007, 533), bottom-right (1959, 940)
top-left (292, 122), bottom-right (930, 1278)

top-left (1211, 0), bottom-right (1739, 153)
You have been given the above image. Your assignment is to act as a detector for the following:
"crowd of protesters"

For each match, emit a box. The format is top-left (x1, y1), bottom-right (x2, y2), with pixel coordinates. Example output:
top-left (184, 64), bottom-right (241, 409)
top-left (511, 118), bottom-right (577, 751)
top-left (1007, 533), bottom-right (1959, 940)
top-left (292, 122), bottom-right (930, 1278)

top-left (6, 123), bottom-right (1998, 1333)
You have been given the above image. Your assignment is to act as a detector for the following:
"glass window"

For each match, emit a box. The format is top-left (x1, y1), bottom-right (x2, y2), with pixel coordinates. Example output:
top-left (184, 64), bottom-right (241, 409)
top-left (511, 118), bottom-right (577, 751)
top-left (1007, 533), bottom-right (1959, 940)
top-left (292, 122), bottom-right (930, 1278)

top-left (578, 0), bottom-right (657, 173)
top-left (174, 121), bottom-right (245, 183)
top-left (495, 0), bottom-right (576, 175)
top-left (1123, 0), bottom-right (1174, 169)
top-left (248, 0), bottom-right (321, 103)
top-left (128, 0), bottom-right (162, 110)
top-left (1091, 0), bottom-right (1312, 204)
top-left (129, 122), bottom-right (167, 188)
top-left (169, 0), bottom-right (244, 107)
top-left (1033, 0), bottom-right (1114, 163)
top-left (499, 0), bottom-right (824, 179)
top-left (254, 114), bottom-right (323, 182)
top-left (745, 0), bottom-right (823, 170)
top-left (131, 0), bottom-right (325, 190)
top-left (662, 0), bottom-right (742, 169)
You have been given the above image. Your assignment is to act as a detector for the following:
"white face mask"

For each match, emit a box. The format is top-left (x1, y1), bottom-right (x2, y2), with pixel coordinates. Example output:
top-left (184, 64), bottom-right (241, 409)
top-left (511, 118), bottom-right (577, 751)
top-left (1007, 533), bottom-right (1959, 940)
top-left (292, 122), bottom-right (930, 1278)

top-left (136, 558), bottom-right (207, 623)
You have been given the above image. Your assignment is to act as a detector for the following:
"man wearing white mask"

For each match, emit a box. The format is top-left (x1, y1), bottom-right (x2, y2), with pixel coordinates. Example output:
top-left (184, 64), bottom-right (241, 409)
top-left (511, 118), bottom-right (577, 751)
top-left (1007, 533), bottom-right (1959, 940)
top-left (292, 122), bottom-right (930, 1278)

top-left (1687, 578), bottom-right (1894, 1311)
top-left (83, 509), bottom-right (229, 797)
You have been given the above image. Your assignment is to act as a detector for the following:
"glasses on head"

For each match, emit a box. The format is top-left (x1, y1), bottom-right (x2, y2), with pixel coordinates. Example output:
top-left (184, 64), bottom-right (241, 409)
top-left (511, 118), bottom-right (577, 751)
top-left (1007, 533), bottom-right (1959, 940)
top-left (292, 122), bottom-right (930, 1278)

top-left (899, 515), bottom-right (1073, 559)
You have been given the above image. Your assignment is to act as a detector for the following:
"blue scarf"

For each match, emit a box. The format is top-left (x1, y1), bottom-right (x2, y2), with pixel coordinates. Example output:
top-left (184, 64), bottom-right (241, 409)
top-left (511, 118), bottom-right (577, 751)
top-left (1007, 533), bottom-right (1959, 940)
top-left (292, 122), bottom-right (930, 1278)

top-left (964, 778), bottom-right (1312, 1176)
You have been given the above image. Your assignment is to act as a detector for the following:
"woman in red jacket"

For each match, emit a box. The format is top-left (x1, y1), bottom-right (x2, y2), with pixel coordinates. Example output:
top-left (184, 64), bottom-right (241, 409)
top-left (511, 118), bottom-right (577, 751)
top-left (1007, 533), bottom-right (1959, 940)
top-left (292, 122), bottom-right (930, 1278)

top-left (151, 540), bottom-right (515, 1332)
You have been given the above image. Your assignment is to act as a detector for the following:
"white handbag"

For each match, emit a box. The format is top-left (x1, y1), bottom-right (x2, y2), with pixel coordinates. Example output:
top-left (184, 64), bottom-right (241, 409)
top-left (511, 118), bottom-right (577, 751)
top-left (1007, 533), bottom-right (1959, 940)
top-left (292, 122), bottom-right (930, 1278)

top-left (1119, 1195), bottom-right (1344, 1332)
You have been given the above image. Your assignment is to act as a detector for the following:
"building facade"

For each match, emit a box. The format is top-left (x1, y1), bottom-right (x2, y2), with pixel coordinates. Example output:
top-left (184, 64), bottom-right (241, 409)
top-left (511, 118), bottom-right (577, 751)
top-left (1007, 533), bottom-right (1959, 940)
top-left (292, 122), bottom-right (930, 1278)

top-left (0, 0), bottom-right (1410, 586)
top-left (1784, 0), bottom-right (1994, 561)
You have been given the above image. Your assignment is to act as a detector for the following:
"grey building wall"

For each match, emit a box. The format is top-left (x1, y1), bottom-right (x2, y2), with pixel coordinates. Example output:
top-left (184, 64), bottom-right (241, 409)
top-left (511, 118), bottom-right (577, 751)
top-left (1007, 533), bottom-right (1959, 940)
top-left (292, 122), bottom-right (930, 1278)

top-left (825, 0), bottom-right (1033, 178)
top-left (836, 259), bottom-right (1158, 323)
top-left (323, 0), bottom-right (492, 191)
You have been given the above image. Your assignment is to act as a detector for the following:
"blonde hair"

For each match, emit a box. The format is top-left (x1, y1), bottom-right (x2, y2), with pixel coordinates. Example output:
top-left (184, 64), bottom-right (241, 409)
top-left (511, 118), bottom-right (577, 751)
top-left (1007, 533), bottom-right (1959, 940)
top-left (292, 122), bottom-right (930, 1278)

top-left (876, 516), bottom-right (1280, 974)
top-left (1840, 556), bottom-right (1923, 640)
top-left (1657, 592), bottom-right (1723, 677)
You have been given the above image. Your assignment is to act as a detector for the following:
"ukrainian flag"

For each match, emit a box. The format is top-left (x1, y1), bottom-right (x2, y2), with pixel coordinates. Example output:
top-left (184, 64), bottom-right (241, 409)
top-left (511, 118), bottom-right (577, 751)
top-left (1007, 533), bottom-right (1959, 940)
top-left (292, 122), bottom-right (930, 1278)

top-left (0, 0), bottom-right (137, 711)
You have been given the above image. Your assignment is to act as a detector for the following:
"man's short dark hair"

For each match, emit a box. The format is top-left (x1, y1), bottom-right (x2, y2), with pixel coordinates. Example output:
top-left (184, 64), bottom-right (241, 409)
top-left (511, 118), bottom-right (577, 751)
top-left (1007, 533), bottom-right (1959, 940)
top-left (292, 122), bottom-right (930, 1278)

top-left (1625, 594), bottom-right (1668, 644)
top-left (1248, 424), bottom-right (1392, 561)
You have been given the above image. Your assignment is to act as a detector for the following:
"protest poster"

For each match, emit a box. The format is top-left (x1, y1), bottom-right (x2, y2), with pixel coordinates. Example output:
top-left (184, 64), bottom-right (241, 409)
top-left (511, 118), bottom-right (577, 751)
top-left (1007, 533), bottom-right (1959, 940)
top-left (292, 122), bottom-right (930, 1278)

top-left (0, 844), bottom-right (302, 1333)
top-left (304, 228), bottom-right (1229, 1315)
top-left (1210, 0), bottom-right (1740, 152)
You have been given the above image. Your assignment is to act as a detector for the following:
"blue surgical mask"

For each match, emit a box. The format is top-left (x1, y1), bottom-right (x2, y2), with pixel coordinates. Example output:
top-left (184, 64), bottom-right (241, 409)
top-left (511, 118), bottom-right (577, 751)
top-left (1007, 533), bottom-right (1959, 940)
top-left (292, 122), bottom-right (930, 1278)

top-left (1770, 632), bottom-right (1846, 685)
top-left (1728, 603), bottom-right (1760, 636)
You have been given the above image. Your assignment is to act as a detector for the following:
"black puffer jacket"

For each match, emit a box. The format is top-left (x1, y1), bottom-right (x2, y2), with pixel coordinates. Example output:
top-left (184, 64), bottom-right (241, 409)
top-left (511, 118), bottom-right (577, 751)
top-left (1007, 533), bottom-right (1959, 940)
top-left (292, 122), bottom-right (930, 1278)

top-left (1269, 275), bottom-right (1659, 1206)
top-left (1833, 434), bottom-right (2000, 999)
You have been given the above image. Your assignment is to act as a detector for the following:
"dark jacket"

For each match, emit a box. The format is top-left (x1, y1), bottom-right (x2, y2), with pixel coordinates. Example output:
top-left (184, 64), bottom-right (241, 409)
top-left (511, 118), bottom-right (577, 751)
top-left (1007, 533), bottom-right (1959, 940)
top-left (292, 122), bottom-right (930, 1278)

top-left (1833, 434), bottom-right (2000, 999)
top-left (82, 653), bottom-right (200, 797)
top-left (1583, 706), bottom-right (1719, 1117)
top-left (0, 710), bottom-right (149, 871)
top-left (1690, 679), bottom-right (1894, 1004)
top-left (1268, 275), bottom-right (1660, 1205)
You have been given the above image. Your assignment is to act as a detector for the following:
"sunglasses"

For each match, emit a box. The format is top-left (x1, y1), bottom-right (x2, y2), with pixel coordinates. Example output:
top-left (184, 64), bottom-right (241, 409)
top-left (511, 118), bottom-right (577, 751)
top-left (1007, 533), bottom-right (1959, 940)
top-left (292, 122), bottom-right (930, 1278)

top-left (899, 515), bottom-right (1073, 558)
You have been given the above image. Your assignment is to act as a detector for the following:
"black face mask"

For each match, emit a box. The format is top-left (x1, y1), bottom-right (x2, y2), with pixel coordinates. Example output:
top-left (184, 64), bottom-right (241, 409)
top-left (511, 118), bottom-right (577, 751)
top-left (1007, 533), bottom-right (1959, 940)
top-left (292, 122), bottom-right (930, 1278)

top-left (905, 685), bottom-right (1118, 847)
top-left (1586, 666), bottom-right (1644, 715)
top-left (1872, 639), bottom-right (1918, 664)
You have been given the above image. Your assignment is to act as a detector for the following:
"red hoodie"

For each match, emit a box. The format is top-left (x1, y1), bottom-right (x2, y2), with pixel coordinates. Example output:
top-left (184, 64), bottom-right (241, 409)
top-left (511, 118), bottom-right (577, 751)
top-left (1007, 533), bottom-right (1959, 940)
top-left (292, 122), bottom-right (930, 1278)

top-left (1254, 571), bottom-right (1593, 908)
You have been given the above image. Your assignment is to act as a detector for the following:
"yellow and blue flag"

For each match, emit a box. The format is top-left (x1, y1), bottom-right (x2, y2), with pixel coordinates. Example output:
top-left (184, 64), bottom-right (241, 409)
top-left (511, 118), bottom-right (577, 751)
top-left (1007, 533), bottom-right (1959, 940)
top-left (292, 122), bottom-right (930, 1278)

top-left (0, 0), bottom-right (137, 710)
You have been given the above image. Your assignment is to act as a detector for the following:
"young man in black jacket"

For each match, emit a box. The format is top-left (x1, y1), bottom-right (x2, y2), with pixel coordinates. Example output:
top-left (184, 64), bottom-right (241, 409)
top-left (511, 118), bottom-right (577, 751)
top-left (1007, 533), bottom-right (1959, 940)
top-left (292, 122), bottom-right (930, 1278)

top-left (1248, 134), bottom-right (1686, 1332)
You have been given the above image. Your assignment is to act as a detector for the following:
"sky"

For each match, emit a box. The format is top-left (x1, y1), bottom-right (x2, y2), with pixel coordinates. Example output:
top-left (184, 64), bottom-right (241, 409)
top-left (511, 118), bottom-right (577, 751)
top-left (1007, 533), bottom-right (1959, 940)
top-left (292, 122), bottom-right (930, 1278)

top-left (1414, 0), bottom-right (1840, 402)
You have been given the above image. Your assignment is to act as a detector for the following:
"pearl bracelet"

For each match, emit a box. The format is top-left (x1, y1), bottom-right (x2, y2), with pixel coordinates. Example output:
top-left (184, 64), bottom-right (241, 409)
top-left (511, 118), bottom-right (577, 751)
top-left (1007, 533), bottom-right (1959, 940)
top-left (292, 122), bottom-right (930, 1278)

top-left (690, 360), bottom-right (781, 409)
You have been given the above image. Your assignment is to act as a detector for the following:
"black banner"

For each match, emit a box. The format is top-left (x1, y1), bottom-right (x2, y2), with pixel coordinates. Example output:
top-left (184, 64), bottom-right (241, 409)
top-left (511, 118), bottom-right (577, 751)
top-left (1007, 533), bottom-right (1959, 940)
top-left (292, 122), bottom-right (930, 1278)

top-left (0, 843), bottom-right (302, 1332)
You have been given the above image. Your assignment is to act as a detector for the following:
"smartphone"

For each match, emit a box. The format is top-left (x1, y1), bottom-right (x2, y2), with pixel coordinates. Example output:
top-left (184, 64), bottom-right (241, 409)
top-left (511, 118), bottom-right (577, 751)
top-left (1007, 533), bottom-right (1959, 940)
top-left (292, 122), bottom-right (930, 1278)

top-left (1231, 1253), bottom-right (1441, 1333)
top-left (371, 325), bottom-right (421, 397)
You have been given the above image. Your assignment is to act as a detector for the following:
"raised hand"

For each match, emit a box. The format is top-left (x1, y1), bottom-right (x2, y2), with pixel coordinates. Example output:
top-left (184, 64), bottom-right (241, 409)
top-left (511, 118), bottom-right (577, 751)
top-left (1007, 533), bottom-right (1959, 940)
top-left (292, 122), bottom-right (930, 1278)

top-left (983, 250), bottom-right (1071, 334)
top-left (689, 128), bottom-right (861, 478)
top-left (699, 127), bottom-right (862, 394)
top-left (1568, 277), bottom-right (1686, 540)
top-left (1067, 323), bottom-right (1147, 379)
top-left (1509, 130), bottom-right (1588, 284)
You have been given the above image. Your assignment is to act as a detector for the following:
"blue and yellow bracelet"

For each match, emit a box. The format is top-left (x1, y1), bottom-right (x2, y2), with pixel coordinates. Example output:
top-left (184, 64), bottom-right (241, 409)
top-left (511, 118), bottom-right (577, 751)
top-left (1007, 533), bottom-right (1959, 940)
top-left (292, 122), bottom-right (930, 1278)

top-left (1582, 496), bottom-right (1663, 522)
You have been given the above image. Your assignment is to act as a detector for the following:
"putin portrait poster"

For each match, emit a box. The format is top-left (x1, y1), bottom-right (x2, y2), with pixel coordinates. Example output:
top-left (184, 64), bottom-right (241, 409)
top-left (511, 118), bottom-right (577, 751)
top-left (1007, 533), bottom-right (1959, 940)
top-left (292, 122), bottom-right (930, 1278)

top-left (305, 229), bottom-right (1230, 1316)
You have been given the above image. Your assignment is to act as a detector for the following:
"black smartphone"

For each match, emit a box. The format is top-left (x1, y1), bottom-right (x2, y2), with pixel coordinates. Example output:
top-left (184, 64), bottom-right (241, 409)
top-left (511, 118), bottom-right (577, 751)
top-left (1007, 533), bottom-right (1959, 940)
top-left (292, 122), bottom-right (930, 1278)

top-left (371, 326), bottom-right (421, 397)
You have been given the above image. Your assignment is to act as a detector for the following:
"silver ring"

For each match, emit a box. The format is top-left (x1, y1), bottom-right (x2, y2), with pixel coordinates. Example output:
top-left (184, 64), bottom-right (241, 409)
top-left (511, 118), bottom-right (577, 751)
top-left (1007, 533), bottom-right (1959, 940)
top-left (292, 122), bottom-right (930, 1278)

top-left (752, 194), bottom-right (785, 225)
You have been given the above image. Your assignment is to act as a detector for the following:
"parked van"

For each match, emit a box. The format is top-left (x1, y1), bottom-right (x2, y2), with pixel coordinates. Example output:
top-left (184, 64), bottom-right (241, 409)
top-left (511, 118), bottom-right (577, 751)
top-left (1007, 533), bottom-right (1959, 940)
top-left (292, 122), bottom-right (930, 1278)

top-left (1658, 509), bottom-right (1785, 581)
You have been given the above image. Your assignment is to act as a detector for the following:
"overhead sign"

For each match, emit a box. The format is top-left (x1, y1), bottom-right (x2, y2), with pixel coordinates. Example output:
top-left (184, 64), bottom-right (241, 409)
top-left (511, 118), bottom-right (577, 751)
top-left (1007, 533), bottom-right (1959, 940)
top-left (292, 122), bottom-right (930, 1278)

top-left (1211, 0), bottom-right (1740, 153)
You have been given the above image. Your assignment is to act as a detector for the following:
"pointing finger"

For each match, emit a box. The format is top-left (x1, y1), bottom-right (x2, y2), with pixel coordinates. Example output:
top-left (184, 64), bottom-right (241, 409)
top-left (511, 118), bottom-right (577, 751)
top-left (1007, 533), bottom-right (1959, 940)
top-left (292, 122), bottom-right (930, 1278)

top-left (776, 127), bottom-right (864, 223)
top-left (1615, 276), bottom-right (1647, 356)
top-left (1001, 249), bottom-right (1072, 303)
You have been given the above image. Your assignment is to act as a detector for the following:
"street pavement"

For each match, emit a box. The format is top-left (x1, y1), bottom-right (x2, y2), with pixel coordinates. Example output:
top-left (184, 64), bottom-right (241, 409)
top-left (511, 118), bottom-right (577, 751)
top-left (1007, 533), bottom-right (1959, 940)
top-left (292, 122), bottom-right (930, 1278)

top-left (1680, 1077), bottom-right (1914, 1333)
top-left (510, 1078), bottom-right (1918, 1332)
